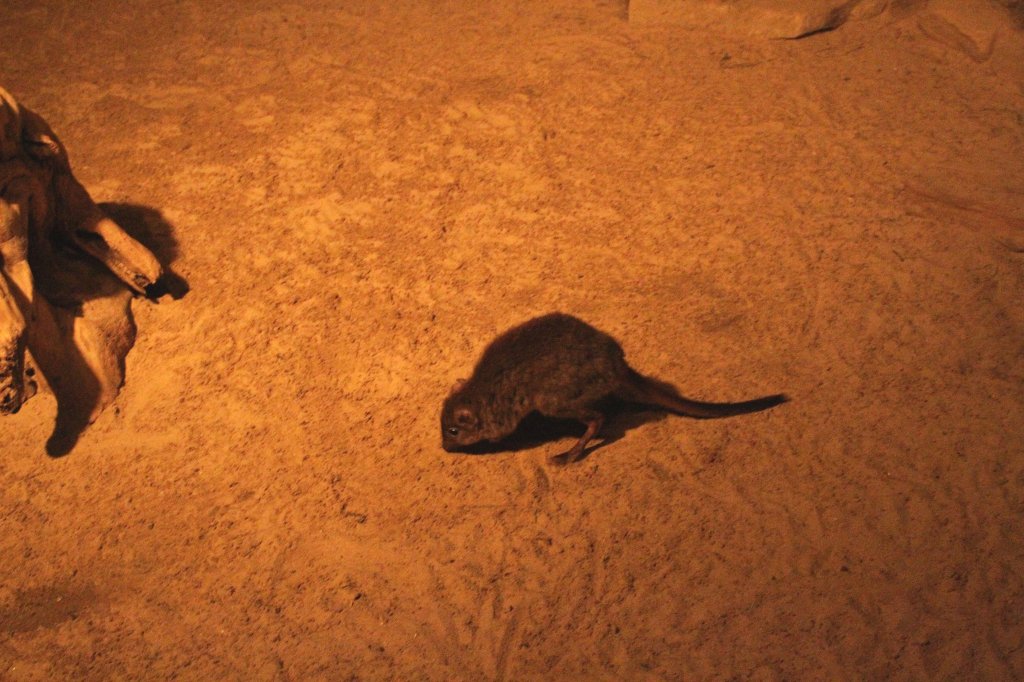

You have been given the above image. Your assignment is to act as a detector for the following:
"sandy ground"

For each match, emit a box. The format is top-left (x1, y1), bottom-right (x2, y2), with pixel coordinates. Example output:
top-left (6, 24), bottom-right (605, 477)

top-left (1, 1), bottom-right (1023, 679)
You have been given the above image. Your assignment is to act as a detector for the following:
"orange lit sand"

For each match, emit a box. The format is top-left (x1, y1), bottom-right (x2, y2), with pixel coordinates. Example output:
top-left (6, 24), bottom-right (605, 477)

top-left (1, 1), bottom-right (1022, 678)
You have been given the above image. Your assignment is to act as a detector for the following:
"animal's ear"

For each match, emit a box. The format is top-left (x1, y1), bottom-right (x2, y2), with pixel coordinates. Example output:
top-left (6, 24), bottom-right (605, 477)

top-left (454, 407), bottom-right (476, 428)
top-left (449, 378), bottom-right (467, 395)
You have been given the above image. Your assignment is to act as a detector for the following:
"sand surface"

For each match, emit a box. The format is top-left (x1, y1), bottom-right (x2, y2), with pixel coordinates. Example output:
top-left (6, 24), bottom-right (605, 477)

top-left (1, 1), bottom-right (1023, 679)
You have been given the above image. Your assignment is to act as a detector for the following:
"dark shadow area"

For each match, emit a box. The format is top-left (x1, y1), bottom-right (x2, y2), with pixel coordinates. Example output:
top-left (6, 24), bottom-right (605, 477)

top-left (0, 583), bottom-right (102, 633)
top-left (15, 291), bottom-right (112, 456)
top-left (448, 398), bottom-right (670, 462)
top-left (28, 203), bottom-right (186, 456)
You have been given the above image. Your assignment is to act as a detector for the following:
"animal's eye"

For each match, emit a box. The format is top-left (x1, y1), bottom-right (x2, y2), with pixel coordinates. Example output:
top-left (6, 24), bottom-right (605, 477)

top-left (447, 427), bottom-right (459, 436)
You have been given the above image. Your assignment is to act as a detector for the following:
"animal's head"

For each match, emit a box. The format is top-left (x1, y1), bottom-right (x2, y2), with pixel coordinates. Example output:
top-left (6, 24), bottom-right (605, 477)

top-left (440, 379), bottom-right (485, 451)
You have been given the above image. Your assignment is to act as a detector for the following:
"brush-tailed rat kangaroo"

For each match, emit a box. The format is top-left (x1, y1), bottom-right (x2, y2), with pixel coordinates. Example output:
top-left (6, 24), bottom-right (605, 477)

top-left (440, 312), bottom-right (787, 463)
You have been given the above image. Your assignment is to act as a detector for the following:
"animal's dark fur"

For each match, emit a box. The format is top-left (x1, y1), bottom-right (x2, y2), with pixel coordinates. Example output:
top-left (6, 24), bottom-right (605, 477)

top-left (440, 312), bottom-right (787, 463)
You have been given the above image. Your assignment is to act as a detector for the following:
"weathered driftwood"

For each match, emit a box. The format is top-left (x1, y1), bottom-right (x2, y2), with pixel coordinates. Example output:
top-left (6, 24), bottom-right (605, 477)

top-left (0, 87), bottom-right (163, 452)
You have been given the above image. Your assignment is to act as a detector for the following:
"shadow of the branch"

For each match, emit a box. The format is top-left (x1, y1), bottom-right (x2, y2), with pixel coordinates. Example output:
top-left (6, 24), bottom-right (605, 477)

top-left (448, 399), bottom-right (669, 462)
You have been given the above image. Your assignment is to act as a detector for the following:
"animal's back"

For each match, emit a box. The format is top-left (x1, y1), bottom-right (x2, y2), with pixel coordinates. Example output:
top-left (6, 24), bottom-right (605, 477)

top-left (469, 313), bottom-right (628, 408)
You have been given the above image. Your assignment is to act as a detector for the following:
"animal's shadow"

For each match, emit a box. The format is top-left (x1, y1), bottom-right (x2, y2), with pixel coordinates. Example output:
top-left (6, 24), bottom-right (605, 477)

top-left (33, 203), bottom-right (187, 456)
top-left (450, 398), bottom-right (670, 463)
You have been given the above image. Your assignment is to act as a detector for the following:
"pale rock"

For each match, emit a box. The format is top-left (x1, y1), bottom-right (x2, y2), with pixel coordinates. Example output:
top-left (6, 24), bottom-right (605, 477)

top-left (629, 0), bottom-right (889, 38)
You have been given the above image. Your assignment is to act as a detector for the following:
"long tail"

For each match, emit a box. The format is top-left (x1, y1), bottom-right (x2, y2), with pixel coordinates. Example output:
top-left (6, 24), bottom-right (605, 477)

top-left (617, 369), bottom-right (788, 418)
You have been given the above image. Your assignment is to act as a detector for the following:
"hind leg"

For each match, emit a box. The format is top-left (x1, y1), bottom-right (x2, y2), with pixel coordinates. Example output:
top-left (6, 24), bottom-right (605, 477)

top-left (551, 409), bottom-right (604, 465)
